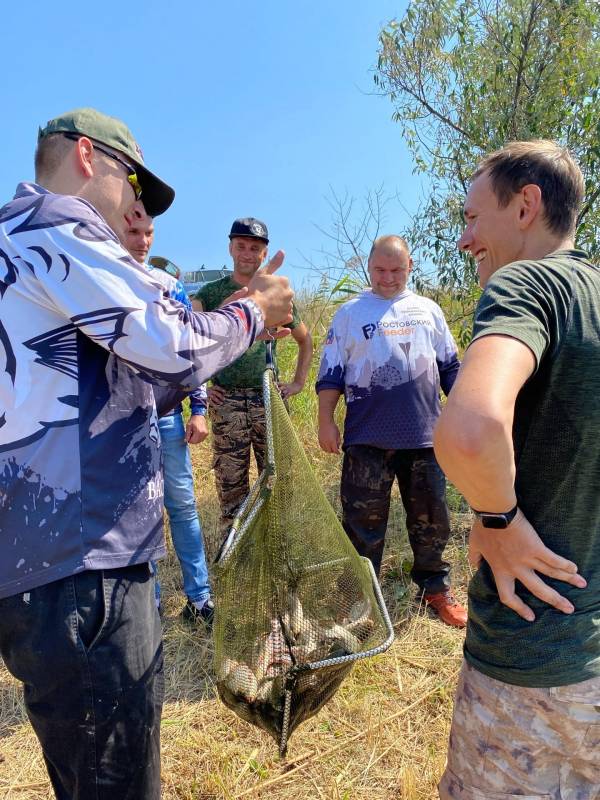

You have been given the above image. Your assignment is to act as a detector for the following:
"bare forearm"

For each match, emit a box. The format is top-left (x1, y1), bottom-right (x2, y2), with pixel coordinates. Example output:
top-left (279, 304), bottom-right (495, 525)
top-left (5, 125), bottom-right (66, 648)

top-left (434, 404), bottom-right (517, 511)
top-left (434, 335), bottom-right (535, 512)
top-left (318, 389), bottom-right (342, 423)
top-left (292, 334), bottom-right (313, 387)
top-left (317, 388), bottom-right (343, 453)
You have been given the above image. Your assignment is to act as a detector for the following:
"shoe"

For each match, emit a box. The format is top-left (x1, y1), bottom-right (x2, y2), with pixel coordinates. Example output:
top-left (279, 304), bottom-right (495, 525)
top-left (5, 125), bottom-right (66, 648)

top-left (182, 598), bottom-right (215, 628)
top-left (423, 590), bottom-right (467, 628)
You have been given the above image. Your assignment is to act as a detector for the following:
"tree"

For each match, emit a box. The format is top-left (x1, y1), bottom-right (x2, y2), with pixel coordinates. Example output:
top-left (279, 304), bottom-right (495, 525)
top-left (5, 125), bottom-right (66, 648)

top-left (375, 0), bottom-right (600, 289)
top-left (305, 186), bottom-right (477, 348)
top-left (298, 187), bottom-right (387, 338)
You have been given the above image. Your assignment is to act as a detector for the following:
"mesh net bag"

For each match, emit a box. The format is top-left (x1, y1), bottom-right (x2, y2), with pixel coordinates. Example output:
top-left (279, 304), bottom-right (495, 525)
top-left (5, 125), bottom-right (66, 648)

top-left (213, 362), bottom-right (394, 756)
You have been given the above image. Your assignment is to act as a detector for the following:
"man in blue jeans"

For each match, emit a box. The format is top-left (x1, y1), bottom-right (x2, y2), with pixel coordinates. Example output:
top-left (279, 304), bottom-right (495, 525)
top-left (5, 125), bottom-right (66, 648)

top-left (124, 205), bottom-right (214, 625)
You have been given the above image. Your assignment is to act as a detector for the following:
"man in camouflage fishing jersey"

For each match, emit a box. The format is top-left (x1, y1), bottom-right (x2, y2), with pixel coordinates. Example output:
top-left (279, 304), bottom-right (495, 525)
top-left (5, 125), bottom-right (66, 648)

top-left (0, 109), bottom-right (293, 800)
top-left (194, 218), bottom-right (312, 539)
top-left (316, 236), bottom-right (466, 628)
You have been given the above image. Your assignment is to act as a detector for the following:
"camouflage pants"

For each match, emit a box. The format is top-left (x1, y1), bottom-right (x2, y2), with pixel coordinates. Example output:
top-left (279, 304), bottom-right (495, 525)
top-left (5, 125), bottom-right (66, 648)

top-left (340, 445), bottom-right (451, 593)
top-left (439, 661), bottom-right (600, 799)
top-left (209, 388), bottom-right (266, 539)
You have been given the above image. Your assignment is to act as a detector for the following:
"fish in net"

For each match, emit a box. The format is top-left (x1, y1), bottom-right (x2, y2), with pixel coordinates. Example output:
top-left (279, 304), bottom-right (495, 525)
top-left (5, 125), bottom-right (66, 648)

top-left (213, 361), bottom-right (394, 756)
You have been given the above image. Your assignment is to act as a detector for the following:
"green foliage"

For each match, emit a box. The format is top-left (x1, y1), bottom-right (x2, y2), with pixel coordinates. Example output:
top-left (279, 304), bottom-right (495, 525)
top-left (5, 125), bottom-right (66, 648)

top-left (376, 0), bottom-right (600, 287)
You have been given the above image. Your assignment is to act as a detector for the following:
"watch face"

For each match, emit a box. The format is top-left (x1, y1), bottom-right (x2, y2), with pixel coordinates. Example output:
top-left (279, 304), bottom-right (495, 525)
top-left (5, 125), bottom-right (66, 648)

top-left (480, 514), bottom-right (509, 529)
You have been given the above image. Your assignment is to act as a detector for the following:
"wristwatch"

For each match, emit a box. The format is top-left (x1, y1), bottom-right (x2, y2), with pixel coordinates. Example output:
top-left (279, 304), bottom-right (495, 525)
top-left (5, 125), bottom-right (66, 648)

top-left (471, 504), bottom-right (518, 529)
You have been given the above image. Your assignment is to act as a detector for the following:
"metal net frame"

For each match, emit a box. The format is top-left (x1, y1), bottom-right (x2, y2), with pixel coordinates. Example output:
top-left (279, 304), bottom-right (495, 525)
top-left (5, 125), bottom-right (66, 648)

top-left (214, 354), bottom-right (394, 756)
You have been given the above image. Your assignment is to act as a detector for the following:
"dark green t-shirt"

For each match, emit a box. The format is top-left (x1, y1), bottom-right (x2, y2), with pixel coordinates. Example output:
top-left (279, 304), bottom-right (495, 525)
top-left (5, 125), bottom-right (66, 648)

top-left (465, 249), bottom-right (600, 687)
top-left (195, 276), bottom-right (301, 388)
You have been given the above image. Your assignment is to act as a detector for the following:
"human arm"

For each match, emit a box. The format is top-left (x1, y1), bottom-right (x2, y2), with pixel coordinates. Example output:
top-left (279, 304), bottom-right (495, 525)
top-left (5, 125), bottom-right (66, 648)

top-left (25, 207), bottom-right (291, 390)
top-left (433, 334), bottom-right (586, 620)
top-left (279, 322), bottom-right (313, 399)
top-left (317, 389), bottom-right (342, 454)
top-left (434, 335), bottom-right (528, 511)
top-left (207, 384), bottom-right (226, 406)
top-left (217, 286), bottom-right (292, 342)
top-left (172, 283), bottom-right (209, 418)
top-left (185, 412), bottom-right (209, 444)
top-left (438, 351), bottom-right (460, 396)
top-left (432, 305), bottom-right (461, 396)
top-left (160, 282), bottom-right (208, 426)
top-left (315, 316), bottom-right (346, 454)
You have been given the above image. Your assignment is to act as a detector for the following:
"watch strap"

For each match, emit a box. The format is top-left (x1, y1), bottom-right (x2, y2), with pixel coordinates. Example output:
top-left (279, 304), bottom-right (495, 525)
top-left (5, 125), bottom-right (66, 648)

top-left (471, 504), bottom-right (518, 529)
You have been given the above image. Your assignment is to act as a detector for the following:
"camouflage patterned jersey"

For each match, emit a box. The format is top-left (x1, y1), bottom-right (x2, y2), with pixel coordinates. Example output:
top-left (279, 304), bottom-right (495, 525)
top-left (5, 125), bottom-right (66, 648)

top-left (196, 276), bottom-right (300, 388)
top-left (467, 249), bottom-right (600, 687)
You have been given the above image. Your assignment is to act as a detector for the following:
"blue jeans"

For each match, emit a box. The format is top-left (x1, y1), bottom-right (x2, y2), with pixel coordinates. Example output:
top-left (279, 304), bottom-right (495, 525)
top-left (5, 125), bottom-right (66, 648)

top-left (0, 563), bottom-right (163, 800)
top-left (158, 412), bottom-right (210, 604)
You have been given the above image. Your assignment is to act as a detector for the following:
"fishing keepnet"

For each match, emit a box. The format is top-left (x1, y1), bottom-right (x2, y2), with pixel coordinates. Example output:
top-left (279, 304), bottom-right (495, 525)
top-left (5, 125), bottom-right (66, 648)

top-left (214, 364), bottom-right (394, 756)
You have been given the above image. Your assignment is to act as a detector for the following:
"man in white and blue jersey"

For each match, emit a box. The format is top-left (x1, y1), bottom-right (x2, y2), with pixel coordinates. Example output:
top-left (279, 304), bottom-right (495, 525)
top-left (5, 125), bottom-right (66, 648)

top-left (316, 235), bottom-right (466, 627)
top-left (0, 107), bottom-right (293, 800)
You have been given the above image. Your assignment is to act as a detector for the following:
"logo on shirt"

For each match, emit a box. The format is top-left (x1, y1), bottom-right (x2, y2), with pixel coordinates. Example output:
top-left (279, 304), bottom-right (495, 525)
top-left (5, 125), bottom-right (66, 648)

top-left (362, 323), bottom-right (377, 340)
top-left (362, 318), bottom-right (432, 340)
top-left (147, 471), bottom-right (164, 502)
top-left (325, 327), bottom-right (334, 345)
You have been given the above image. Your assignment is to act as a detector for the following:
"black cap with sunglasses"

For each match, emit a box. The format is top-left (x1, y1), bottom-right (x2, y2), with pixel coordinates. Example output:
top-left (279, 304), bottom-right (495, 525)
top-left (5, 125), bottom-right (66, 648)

top-left (38, 108), bottom-right (175, 217)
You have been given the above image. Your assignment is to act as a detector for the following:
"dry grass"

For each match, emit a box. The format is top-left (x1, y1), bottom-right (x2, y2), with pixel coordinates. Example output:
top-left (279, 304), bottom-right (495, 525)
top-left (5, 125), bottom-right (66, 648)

top-left (0, 432), bottom-right (471, 800)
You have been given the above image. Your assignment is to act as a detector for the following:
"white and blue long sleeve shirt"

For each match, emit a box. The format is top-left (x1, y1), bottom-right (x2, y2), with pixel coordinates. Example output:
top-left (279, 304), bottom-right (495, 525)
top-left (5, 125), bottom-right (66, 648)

top-left (146, 265), bottom-right (207, 417)
top-left (316, 289), bottom-right (459, 449)
top-left (0, 183), bottom-right (263, 599)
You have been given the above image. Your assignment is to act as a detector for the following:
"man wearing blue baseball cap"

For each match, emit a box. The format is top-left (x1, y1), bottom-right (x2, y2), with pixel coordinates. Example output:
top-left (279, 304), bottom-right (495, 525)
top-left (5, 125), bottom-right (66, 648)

top-left (0, 108), bottom-right (293, 800)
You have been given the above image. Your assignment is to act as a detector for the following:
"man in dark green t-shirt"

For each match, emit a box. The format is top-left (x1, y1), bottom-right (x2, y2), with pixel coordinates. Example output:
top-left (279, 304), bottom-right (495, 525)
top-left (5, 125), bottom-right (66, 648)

top-left (434, 141), bottom-right (600, 797)
top-left (194, 218), bottom-right (312, 538)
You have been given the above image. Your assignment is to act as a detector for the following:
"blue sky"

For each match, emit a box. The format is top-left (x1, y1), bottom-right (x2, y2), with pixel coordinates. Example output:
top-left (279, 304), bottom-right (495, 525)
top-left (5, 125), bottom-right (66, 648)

top-left (1, 1), bottom-right (418, 289)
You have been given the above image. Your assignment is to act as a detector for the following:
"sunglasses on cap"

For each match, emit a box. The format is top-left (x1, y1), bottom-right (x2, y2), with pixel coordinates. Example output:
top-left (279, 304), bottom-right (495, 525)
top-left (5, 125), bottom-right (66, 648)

top-left (63, 133), bottom-right (143, 201)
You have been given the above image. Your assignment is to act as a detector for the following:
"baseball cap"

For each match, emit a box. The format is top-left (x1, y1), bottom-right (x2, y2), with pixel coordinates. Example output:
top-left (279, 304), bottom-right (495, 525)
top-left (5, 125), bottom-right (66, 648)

top-left (229, 217), bottom-right (269, 243)
top-left (38, 108), bottom-right (175, 217)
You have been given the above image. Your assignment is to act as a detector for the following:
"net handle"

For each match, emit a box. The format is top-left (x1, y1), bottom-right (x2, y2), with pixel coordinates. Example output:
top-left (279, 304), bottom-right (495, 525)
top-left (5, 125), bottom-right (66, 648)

top-left (214, 365), bottom-right (278, 567)
top-left (266, 338), bottom-right (275, 369)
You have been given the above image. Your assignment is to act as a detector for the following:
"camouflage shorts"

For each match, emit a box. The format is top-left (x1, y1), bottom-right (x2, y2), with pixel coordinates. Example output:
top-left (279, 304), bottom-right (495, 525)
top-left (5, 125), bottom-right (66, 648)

top-left (439, 660), bottom-right (600, 799)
